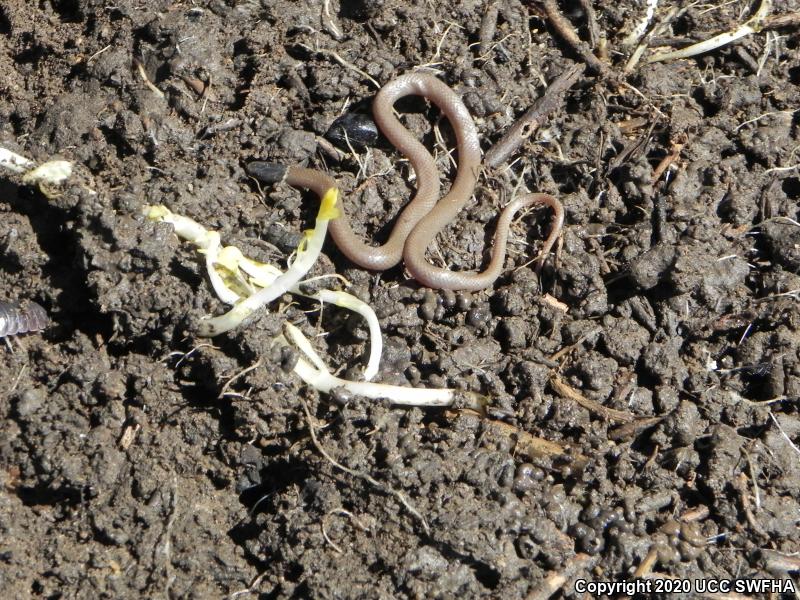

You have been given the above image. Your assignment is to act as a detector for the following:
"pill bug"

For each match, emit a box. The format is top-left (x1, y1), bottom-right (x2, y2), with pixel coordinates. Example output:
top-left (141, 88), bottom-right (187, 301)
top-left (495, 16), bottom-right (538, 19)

top-left (0, 301), bottom-right (49, 338)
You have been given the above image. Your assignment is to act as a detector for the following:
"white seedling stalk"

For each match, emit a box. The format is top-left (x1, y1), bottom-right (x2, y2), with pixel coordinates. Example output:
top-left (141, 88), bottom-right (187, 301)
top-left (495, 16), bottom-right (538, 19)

top-left (0, 147), bottom-right (35, 173)
top-left (23, 160), bottom-right (73, 185)
top-left (145, 200), bottom-right (382, 380)
top-left (313, 290), bottom-right (381, 381)
top-left (284, 324), bottom-right (485, 410)
top-left (143, 205), bottom-right (215, 249)
top-left (216, 243), bottom-right (382, 380)
top-left (144, 192), bottom-right (452, 401)
top-left (646, 0), bottom-right (772, 63)
top-left (201, 232), bottom-right (244, 305)
top-left (0, 147), bottom-right (73, 185)
top-left (195, 188), bottom-right (341, 336)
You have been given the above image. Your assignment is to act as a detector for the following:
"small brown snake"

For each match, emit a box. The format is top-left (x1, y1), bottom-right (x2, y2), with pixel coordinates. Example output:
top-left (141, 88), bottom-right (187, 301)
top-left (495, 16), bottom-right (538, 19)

top-left (248, 72), bottom-right (564, 291)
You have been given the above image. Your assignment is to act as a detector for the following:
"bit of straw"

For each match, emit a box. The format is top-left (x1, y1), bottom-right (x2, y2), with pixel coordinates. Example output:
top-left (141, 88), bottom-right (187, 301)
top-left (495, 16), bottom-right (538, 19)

top-left (0, 147), bottom-right (35, 173)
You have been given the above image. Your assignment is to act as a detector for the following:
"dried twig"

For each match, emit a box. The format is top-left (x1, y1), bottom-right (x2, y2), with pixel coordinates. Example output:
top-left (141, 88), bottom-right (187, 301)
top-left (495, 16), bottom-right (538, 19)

top-left (485, 63), bottom-right (584, 168)
top-left (680, 505), bottom-right (710, 523)
top-left (478, 2), bottom-right (500, 59)
top-left (608, 415), bottom-right (665, 441)
top-left (548, 328), bottom-right (601, 364)
top-left (633, 547), bottom-right (659, 578)
top-left (550, 372), bottom-right (637, 423)
top-left (734, 472), bottom-right (769, 537)
top-left (536, 0), bottom-right (610, 77)
top-left (652, 137), bottom-right (686, 182)
top-left (762, 11), bottom-right (800, 29)
top-left (484, 418), bottom-right (589, 471)
top-left (578, 0), bottom-right (600, 48)
top-left (759, 549), bottom-right (800, 574)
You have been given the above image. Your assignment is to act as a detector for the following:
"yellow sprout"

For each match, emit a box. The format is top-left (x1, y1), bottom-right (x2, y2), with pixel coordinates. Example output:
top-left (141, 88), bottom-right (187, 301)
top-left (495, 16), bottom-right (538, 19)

top-left (197, 188), bottom-right (341, 336)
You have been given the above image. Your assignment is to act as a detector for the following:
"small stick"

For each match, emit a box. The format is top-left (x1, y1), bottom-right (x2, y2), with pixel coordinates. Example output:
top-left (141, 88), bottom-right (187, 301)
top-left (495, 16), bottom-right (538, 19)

top-left (548, 326), bottom-right (600, 364)
top-left (759, 549), bottom-right (800, 574)
top-left (478, 2), bottom-right (500, 59)
top-left (680, 505), bottom-right (710, 522)
top-left (633, 547), bottom-right (659, 578)
top-left (608, 415), bottom-right (664, 441)
top-left (762, 11), bottom-right (800, 29)
top-left (652, 138), bottom-right (685, 182)
top-left (485, 418), bottom-right (589, 470)
top-left (578, 0), bottom-right (600, 48)
top-left (733, 46), bottom-right (761, 73)
top-left (550, 372), bottom-right (637, 423)
top-left (485, 63), bottom-right (584, 168)
top-left (537, 0), bottom-right (610, 77)
top-left (525, 553), bottom-right (593, 600)
top-left (734, 472), bottom-right (769, 537)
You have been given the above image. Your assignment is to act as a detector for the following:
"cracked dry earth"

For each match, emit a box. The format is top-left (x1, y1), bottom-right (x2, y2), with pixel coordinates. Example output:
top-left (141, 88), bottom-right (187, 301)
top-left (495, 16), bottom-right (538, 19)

top-left (1, 0), bottom-right (800, 598)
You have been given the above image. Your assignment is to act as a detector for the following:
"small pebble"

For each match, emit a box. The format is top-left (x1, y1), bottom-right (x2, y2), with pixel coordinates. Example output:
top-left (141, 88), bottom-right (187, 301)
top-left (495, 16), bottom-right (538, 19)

top-left (512, 462), bottom-right (543, 493)
top-left (329, 386), bottom-right (353, 406)
top-left (279, 346), bottom-right (298, 372)
top-left (456, 292), bottom-right (472, 311)
top-left (466, 304), bottom-right (490, 328)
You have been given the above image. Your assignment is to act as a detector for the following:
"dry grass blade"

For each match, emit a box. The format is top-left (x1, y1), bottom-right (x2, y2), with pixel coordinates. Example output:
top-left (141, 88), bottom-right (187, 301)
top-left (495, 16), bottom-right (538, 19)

top-left (550, 372), bottom-right (637, 423)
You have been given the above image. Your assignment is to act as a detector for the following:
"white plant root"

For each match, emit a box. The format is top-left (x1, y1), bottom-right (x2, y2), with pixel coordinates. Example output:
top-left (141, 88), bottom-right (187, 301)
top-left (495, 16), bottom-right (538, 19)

top-left (284, 324), bottom-right (485, 410)
top-left (0, 146), bottom-right (73, 185)
top-left (195, 188), bottom-right (341, 336)
top-left (144, 194), bottom-right (484, 408)
top-left (145, 199), bottom-right (384, 381)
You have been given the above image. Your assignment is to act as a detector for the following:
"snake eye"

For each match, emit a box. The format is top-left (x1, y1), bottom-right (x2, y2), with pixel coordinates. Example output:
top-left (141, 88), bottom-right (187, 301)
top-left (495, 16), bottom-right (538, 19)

top-left (324, 113), bottom-right (378, 152)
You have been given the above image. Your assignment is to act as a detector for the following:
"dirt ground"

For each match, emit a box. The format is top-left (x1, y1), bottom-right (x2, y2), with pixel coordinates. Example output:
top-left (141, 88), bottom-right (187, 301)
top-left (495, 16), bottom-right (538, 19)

top-left (1, 0), bottom-right (799, 598)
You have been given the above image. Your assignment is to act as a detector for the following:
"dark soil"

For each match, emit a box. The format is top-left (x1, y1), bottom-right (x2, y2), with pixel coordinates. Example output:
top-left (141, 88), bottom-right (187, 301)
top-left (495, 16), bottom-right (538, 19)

top-left (1, 0), bottom-right (799, 598)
